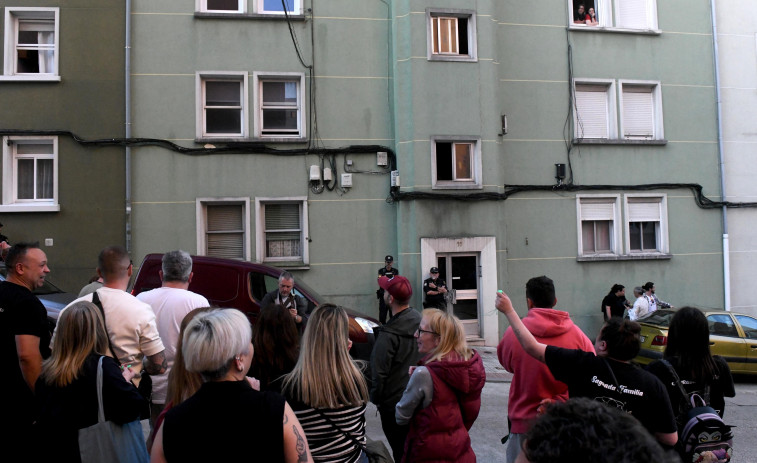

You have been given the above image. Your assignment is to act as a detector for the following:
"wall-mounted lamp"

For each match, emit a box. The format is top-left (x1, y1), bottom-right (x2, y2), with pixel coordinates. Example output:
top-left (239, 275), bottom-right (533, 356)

top-left (555, 163), bottom-right (566, 186)
top-left (500, 115), bottom-right (508, 136)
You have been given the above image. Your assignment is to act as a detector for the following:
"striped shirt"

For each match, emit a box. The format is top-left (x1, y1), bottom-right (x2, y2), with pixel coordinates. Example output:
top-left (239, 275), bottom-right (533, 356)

top-left (289, 401), bottom-right (367, 463)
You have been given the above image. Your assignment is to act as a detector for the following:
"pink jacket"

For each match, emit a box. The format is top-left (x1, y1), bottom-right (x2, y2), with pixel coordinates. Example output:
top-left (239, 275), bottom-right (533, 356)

top-left (497, 308), bottom-right (594, 433)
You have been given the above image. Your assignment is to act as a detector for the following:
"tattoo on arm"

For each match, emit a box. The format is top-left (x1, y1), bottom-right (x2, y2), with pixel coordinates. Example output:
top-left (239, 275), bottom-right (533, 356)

top-left (294, 426), bottom-right (307, 462)
top-left (145, 351), bottom-right (168, 375)
top-left (283, 413), bottom-right (289, 425)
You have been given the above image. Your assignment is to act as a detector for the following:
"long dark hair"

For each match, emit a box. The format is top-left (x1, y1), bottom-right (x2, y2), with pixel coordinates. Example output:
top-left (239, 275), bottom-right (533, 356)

top-left (250, 304), bottom-right (300, 388)
top-left (664, 307), bottom-right (718, 381)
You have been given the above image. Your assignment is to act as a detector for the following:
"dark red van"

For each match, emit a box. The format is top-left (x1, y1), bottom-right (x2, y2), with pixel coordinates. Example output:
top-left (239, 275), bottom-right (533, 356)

top-left (131, 253), bottom-right (378, 361)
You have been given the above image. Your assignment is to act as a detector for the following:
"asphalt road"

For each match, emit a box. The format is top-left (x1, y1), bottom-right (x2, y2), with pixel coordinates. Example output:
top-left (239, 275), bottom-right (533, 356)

top-left (366, 376), bottom-right (757, 462)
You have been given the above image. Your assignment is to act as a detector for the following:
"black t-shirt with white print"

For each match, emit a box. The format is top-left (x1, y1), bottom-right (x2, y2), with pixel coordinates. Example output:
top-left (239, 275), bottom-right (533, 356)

top-left (545, 345), bottom-right (677, 436)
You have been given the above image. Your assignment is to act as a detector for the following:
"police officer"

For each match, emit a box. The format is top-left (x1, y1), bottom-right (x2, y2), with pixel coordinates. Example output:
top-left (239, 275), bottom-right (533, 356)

top-left (422, 266), bottom-right (447, 310)
top-left (377, 255), bottom-right (399, 324)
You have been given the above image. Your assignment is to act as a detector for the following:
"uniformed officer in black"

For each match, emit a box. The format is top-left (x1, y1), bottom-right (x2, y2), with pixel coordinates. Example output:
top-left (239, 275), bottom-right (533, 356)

top-left (422, 266), bottom-right (447, 310)
top-left (376, 255), bottom-right (399, 324)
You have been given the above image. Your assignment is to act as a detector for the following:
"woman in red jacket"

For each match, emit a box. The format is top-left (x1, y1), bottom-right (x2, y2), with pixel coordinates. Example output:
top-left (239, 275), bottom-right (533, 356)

top-left (395, 309), bottom-right (486, 462)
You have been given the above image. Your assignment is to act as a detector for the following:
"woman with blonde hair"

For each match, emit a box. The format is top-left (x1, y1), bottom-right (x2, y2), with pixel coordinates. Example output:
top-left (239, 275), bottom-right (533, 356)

top-left (35, 301), bottom-right (146, 462)
top-left (395, 308), bottom-right (486, 462)
top-left (150, 308), bottom-right (312, 463)
top-left (282, 303), bottom-right (370, 463)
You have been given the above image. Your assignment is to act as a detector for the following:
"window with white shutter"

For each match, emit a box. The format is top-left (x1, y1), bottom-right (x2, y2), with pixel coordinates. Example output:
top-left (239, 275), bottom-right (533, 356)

top-left (568, 0), bottom-right (657, 31)
top-left (575, 84), bottom-right (610, 139)
top-left (622, 86), bottom-right (655, 139)
top-left (626, 196), bottom-right (667, 253)
top-left (577, 196), bottom-right (620, 256)
top-left (255, 197), bottom-right (309, 266)
top-left (196, 198), bottom-right (250, 260)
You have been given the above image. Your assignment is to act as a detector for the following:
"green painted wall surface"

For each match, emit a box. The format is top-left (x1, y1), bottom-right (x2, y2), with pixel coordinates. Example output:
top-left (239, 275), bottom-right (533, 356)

top-left (0, 2), bottom-right (125, 292)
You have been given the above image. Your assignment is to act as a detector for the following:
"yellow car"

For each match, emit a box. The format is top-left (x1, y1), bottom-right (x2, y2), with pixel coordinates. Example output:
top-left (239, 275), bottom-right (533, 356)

top-left (633, 308), bottom-right (757, 375)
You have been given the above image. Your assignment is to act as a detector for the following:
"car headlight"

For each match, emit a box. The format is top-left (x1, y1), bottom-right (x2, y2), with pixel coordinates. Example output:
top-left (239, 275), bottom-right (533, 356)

top-left (354, 317), bottom-right (379, 334)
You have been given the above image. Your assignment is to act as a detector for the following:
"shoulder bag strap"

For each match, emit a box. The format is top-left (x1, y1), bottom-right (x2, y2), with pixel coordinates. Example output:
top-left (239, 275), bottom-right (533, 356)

top-left (313, 408), bottom-right (367, 452)
top-left (601, 357), bottom-right (621, 391)
top-left (92, 291), bottom-right (118, 361)
top-left (95, 355), bottom-right (106, 423)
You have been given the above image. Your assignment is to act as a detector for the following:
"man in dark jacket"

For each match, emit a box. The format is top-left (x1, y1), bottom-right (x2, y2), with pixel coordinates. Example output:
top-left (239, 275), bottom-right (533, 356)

top-left (370, 275), bottom-right (421, 463)
top-left (260, 271), bottom-right (308, 333)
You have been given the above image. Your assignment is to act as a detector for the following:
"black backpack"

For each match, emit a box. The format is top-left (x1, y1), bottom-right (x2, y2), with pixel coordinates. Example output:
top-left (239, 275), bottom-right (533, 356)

top-left (662, 360), bottom-right (734, 462)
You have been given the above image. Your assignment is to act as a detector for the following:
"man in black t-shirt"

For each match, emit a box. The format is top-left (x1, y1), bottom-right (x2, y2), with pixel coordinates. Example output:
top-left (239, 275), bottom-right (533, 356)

top-left (496, 291), bottom-right (678, 448)
top-left (376, 255), bottom-right (399, 324)
top-left (0, 242), bottom-right (52, 453)
top-left (601, 283), bottom-right (630, 320)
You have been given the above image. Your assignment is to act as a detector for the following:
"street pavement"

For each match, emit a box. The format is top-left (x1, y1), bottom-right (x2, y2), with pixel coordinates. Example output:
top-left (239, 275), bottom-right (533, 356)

top-left (366, 346), bottom-right (757, 462)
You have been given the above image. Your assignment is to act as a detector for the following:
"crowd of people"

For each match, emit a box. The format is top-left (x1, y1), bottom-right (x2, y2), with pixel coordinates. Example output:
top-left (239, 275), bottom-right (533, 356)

top-left (0, 242), bottom-right (736, 462)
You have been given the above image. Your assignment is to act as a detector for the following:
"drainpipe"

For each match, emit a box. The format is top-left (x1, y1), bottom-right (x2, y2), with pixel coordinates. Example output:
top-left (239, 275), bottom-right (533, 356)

top-left (710, 0), bottom-right (729, 311)
top-left (125, 0), bottom-right (132, 254)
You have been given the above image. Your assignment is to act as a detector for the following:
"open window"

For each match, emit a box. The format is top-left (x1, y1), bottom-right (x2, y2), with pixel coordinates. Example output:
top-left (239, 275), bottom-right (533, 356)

top-left (431, 137), bottom-right (482, 189)
top-left (426, 9), bottom-right (477, 62)
top-left (569, 0), bottom-right (658, 31)
top-left (3, 7), bottom-right (59, 80)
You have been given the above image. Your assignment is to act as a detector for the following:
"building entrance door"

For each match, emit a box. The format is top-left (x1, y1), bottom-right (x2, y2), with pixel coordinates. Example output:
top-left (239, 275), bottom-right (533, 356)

top-left (436, 253), bottom-right (480, 338)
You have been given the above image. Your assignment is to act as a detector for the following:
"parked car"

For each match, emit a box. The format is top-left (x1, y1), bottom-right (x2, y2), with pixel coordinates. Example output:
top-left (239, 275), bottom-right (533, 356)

top-left (0, 263), bottom-right (77, 333)
top-left (634, 308), bottom-right (757, 375)
top-left (131, 253), bottom-right (379, 361)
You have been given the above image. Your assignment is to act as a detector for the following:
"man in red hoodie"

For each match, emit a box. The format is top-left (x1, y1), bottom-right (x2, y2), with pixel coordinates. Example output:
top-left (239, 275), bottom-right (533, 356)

top-left (497, 276), bottom-right (595, 463)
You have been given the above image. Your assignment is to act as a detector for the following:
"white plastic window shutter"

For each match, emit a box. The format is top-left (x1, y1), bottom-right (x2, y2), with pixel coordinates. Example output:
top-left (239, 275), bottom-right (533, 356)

top-left (206, 204), bottom-right (245, 259)
top-left (575, 85), bottom-right (609, 139)
top-left (616, 0), bottom-right (647, 29)
top-left (623, 87), bottom-right (654, 139)
top-left (264, 203), bottom-right (301, 259)
top-left (628, 199), bottom-right (661, 222)
top-left (581, 200), bottom-right (615, 220)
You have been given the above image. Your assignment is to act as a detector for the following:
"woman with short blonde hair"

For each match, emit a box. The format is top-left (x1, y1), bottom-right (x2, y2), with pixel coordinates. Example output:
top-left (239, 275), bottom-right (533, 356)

top-left (151, 308), bottom-right (313, 463)
top-left (283, 303), bottom-right (370, 462)
top-left (395, 308), bottom-right (485, 462)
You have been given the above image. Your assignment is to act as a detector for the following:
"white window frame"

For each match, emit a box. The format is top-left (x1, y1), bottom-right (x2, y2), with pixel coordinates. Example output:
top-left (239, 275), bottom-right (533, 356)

top-left (2, 7), bottom-right (60, 81)
top-left (573, 79), bottom-right (617, 140)
top-left (568, 0), bottom-right (659, 32)
top-left (253, 72), bottom-right (306, 140)
top-left (196, 71), bottom-right (249, 139)
top-left (576, 195), bottom-right (621, 257)
top-left (431, 136), bottom-right (482, 190)
top-left (196, 197), bottom-right (251, 261)
top-left (624, 194), bottom-right (668, 255)
top-left (257, 0), bottom-right (302, 15)
top-left (0, 136), bottom-right (59, 212)
top-left (196, 0), bottom-right (246, 14)
top-left (619, 80), bottom-right (663, 140)
top-left (426, 9), bottom-right (477, 62)
top-left (255, 197), bottom-right (309, 267)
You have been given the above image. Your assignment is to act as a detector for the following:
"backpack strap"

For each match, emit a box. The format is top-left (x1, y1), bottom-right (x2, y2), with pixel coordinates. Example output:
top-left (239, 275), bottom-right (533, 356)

top-left (661, 359), bottom-right (694, 411)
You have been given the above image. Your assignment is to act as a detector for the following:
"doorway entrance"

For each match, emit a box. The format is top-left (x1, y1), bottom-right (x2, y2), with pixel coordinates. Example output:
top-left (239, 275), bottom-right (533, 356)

top-left (436, 253), bottom-right (480, 337)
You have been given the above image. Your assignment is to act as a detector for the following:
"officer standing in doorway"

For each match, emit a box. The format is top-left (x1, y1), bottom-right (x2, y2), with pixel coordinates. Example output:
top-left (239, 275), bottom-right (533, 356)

top-left (423, 266), bottom-right (448, 310)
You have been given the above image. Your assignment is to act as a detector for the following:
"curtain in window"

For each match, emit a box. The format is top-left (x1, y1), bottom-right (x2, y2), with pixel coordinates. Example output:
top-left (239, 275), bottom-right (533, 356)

top-left (38, 31), bottom-right (54, 73)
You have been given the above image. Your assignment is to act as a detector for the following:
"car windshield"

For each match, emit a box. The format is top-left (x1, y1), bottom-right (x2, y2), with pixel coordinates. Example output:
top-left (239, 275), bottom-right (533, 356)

top-left (639, 309), bottom-right (676, 327)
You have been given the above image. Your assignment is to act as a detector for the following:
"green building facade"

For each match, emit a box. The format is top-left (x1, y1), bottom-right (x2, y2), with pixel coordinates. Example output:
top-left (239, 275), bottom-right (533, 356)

top-left (129, 0), bottom-right (725, 343)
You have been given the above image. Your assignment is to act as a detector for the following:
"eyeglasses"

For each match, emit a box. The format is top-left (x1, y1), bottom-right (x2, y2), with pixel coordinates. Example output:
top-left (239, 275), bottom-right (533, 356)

top-left (415, 328), bottom-right (439, 336)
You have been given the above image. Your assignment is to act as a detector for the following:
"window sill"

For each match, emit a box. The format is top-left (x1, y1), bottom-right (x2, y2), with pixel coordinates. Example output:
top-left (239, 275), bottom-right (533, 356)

top-left (194, 12), bottom-right (305, 21)
top-left (428, 55), bottom-right (477, 63)
top-left (432, 183), bottom-right (483, 190)
top-left (569, 25), bottom-right (662, 36)
top-left (0, 75), bottom-right (60, 82)
top-left (578, 253), bottom-right (672, 262)
top-left (573, 138), bottom-right (667, 146)
top-left (264, 260), bottom-right (309, 270)
top-left (0, 204), bottom-right (60, 212)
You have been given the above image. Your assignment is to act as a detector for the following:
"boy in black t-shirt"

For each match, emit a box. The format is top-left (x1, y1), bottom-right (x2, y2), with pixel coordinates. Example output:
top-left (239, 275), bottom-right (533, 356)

top-left (495, 290), bottom-right (677, 448)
